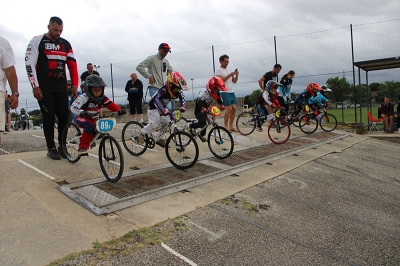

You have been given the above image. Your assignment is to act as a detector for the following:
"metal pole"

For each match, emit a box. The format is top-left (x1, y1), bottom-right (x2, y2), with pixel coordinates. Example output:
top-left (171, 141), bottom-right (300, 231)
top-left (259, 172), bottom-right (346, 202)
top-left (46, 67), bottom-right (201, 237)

top-left (350, 24), bottom-right (357, 122)
top-left (191, 78), bottom-right (194, 101)
top-left (212, 46), bottom-right (215, 74)
top-left (110, 63), bottom-right (114, 102)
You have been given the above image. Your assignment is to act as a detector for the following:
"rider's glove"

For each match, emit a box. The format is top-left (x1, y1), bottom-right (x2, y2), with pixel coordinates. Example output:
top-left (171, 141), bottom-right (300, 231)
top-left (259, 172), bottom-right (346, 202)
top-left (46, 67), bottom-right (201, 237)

top-left (201, 107), bottom-right (207, 113)
top-left (163, 108), bottom-right (170, 116)
top-left (80, 111), bottom-right (96, 118)
top-left (219, 104), bottom-right (225, 111)
top-left (118, 109), bottom-right (127, 116)
top-left (179, 107), bottom-right (186, 113)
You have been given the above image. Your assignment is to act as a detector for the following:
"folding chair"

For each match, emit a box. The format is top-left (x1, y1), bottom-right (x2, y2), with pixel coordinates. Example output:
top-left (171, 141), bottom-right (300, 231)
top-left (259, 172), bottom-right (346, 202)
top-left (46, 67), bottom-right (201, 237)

top-left (367, 111), bottom-right (384, 134)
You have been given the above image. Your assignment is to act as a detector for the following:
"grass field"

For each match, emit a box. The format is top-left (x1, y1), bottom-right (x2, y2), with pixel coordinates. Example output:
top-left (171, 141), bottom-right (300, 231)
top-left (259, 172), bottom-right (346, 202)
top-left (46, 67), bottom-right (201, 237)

top-left (327, 106), bottom-right (380, 124)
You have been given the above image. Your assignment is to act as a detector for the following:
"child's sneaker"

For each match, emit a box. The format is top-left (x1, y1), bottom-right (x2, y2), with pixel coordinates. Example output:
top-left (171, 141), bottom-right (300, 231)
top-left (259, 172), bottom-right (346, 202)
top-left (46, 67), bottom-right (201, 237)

top-left (156, 138), bottom-right (166, 147)
top-left (256, 126), bottom-right (263, 132)
top-left (198, 134), bottom-right (207, 142)
top-left (137, 133), bottom-right (145, 144)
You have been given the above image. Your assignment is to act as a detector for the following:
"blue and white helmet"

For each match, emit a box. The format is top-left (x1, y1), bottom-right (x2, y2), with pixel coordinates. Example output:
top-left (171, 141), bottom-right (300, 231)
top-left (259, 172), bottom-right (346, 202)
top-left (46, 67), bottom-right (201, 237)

top-left (265, 80), bottom-right (280, 91)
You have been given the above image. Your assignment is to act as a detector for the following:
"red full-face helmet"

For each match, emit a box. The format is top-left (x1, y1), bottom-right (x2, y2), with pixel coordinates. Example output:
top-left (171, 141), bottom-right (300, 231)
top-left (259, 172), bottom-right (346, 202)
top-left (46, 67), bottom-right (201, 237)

top-left (206, 76), bottom-right (227, 100)
top-left (306, 82), bottom-right (322, 95)
top-left (166, 71), bottom-right (188, 99)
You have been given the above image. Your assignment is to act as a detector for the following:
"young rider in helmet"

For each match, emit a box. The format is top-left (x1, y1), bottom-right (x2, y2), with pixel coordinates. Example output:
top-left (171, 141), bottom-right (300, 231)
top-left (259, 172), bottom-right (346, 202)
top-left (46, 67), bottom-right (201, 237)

top-left (189, 76), bottom-right (226, 142)
top-left (138, 71), bottom-right (188, 147)
top-left (293, 82), bottom-right (323, 115)
top-left (70, 75), bottom-right (126, 154)
top-left (254, 80), bottom-right (283, 131)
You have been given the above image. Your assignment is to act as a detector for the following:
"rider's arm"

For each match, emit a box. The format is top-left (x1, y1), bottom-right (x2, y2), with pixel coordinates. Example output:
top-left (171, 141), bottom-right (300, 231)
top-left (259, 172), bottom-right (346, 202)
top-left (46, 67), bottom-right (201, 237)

top-left (25, 35), bottom-right (41, 89)
top-left (178, 90), bottom-right (186, 109)
top-left (70, 94), bottom-right (88, 116)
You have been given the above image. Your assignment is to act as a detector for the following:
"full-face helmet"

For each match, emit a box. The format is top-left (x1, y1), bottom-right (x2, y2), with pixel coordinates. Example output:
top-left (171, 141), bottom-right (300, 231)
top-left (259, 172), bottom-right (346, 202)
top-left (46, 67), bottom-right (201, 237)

top-left (321, 85), bottom-right (332, 92)
top-left (84, 75), bottom-right (106, 103)
top-left (306, 82), bottom-right (322, 94)
top-left (265, 80), bottom-right (280, 94)
top-left (166, 71), bottom-right (188, 99)
top-left (206, 76), bottom-right (227, 100)
top-left (20, 108), bottom-right (26, 114)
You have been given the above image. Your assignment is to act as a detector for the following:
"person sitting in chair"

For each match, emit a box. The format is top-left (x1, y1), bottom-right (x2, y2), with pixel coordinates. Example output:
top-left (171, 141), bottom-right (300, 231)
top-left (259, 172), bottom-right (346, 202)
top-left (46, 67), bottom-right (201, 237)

top-left (378, 95), bottom-right (394, 133)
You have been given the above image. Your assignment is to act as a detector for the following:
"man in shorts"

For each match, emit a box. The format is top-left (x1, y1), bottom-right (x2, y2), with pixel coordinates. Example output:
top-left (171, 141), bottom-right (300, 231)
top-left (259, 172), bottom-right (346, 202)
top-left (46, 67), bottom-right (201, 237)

top-left (215, 54), bottom-right (239, 132)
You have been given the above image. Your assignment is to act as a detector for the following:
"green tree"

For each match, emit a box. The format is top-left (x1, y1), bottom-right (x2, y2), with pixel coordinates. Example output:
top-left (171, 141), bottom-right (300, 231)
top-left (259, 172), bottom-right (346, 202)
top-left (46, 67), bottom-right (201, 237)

top-left (326, 77), bottom-right (352, 102)
top-left (244, 89), bottom-right (262, 107)
top-left (377, 81), bottom-right (400, 103)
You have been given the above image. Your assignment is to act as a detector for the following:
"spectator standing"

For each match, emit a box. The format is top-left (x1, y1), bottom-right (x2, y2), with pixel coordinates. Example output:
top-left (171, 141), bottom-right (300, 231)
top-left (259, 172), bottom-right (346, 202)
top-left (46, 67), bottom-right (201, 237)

top-left (397, 96), bottom-right (400, 133)
top-left (125, 73), bottom-right (144, 122)
top-left (5, 92), bottom-right (11, 132)
top-left (378, 96), bottom-right (394, 133)
top-left (258, 64), bottom-right (282, 92)
top-left (215, 54), bottom-right (239, 132)
top-left (0, 36), bottom-right (19, 143)
top-left (136, 43), bottom-right (174, 109)
top-left (25, 16), bottom-right (79, 159)
top-left (277, 70), bottom-right (295, 112)
top-left (80, 63), bottom-right (100, 82)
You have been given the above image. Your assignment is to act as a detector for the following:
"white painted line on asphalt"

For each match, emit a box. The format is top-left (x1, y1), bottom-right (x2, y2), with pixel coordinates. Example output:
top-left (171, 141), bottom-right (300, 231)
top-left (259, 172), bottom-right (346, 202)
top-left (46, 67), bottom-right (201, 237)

top-left (188, 220), bottom-right (226, 241)
top-left (17, 159), bottom-right (55, 180)
top-left (161, 242), bottom-right (197, 266)
top-left (0, 147), bottom-right (10, 154)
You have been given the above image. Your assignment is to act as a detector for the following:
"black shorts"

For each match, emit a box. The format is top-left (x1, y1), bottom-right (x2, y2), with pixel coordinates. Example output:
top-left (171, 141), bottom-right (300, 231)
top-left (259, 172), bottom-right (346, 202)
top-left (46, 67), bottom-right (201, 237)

top-left (129, 97), bottom-right (143, 115)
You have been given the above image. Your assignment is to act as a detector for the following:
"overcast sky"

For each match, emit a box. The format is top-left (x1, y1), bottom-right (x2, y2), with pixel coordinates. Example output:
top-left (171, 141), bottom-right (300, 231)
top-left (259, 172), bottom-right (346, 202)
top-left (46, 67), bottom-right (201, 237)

top-left (1, 0), bottom-right (399, 110)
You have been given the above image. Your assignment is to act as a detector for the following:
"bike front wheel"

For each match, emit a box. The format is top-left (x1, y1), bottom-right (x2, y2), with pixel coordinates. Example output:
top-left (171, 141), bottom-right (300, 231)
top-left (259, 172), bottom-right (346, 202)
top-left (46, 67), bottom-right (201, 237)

top-left (268, 119), bottom-right (291, 144)
top-left (208, 126), bottom-right (234, 159)
top-left (121, 121), bottom-right (148, 156)
top-left (99, 136), bottom-right (124, 182)
top-left (319, 114), bottom-right (337, 132)
top-left (299, 114), bottom-right (318, 134)
top-left (62, 122), bottom-right (82, 163)
top-left (236, 112), bottom-right (257, 135)
top-left (165, 131), bottom-right (199, 169)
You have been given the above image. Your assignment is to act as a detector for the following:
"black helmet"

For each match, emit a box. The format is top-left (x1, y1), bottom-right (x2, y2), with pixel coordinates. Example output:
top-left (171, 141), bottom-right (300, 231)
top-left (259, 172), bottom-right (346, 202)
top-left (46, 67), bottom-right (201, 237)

top-left (20, 108), bottom-right (26, 114)
top-left (84, 75), bottom-right (106, 103)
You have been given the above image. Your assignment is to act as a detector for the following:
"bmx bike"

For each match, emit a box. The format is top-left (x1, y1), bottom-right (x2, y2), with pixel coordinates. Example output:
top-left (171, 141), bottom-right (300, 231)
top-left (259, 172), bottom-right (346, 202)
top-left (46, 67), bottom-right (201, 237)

top-left (62, 113), bottom-right (124, 182)
top-left (180, 106), bottom-right (234, 159)
top-left (121, 111), bottom-right (199, 170)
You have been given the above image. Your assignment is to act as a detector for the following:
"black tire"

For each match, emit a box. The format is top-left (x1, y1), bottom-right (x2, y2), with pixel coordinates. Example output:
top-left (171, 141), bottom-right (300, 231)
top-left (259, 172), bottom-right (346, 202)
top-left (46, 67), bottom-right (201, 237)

top-left (299, 113), bottom-right (318, 134)
top-left (208, 126), bottom-right (234, 159)
top-left (121, 121), bottom-right (148, 156)
top-left (236, 112), bottom-right (256, 135)
top-left (99, 136), bottom-right (124, 182)
top-left (165, 131), bottom-right (199, 169)
top-left (62, 122), bottom-right (82, 163)
top-left (268, 119), bottom-right (291, 144)
top-left (319, 113), bottom-right (337, 132)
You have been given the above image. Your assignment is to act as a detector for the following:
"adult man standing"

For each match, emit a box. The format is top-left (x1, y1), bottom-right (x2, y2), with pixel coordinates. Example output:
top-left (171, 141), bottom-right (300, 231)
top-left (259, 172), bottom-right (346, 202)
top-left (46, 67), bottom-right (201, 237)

top-left (215, 54), bottom-right (239, 132)
top-left (25, 16), bottom-right (79, 160)
top-left (378, 96), bottom-right (394, 133)
top-left (258, 64), bottom-right (282, 91)
top-left (136, 43), bottom-right (174, 109)
top-left (0, 36), bottom-right (19, 142)
top-left (80, 63), bottom-right (100, 82)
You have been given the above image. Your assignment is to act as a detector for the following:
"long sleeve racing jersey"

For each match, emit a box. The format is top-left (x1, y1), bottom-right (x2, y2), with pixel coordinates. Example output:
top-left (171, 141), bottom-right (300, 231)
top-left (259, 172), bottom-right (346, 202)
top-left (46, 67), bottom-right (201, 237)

top-left (25, 34), bottom-right (79, 90)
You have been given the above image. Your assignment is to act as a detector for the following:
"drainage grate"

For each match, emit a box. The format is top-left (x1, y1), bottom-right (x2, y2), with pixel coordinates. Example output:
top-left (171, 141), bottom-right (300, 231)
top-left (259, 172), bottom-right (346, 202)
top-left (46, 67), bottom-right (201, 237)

top-left (58, 131), bottom-right (346, 215)
top-left (94, 163), bottom-right (220, 199)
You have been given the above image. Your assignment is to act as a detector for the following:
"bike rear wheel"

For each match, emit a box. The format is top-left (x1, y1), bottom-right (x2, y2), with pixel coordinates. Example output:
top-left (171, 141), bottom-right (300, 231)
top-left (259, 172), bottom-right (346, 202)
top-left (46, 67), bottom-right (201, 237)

top-left (208, 126), bottom-right (234, 159)
top-left (236, 112), bottom-right (257, 135)
top-left (319, 113), bottom-right (337, 132)
top-left (121, 121), bottom-right (148, 156)
top-left (299, 114), bottom-right (318, 134)
top-left (62, 122), bottom-right (82, 163)
top-left (268, 119), bottom-right (291, 144)
top-left (165, 131), bottom-right (199, 169)
top-left (99, 136), bottom-right (124, 182)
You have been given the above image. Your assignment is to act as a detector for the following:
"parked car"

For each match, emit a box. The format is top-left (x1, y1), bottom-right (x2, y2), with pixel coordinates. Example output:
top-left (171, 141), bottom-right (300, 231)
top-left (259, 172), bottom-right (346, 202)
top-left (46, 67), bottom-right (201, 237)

top-left (336, 105), bottom-right (347, 109)
top-left (349, 104), bottom-right (360, 108)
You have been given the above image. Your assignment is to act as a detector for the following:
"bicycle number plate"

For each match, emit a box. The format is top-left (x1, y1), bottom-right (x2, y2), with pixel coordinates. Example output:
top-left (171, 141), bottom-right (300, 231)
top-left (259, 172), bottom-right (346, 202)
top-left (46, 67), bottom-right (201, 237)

top-left (96, 118), bottom-right (116, 133)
